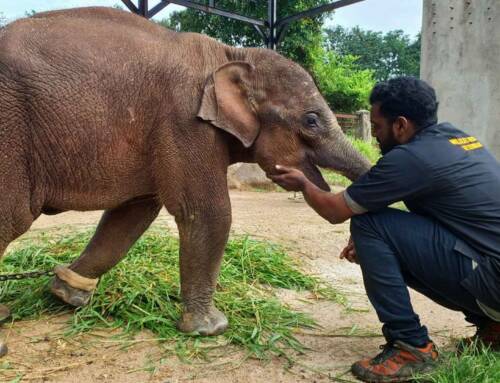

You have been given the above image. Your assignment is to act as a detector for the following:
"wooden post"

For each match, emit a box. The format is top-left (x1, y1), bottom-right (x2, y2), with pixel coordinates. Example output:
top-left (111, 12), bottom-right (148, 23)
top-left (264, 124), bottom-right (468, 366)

top-left (355, 110), bottom-right (371, 142)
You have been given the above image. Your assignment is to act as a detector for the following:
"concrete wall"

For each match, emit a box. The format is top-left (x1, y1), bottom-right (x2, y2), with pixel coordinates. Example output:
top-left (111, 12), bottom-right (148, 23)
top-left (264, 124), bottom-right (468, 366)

top-left (421, 0), bottom-right (500, 158)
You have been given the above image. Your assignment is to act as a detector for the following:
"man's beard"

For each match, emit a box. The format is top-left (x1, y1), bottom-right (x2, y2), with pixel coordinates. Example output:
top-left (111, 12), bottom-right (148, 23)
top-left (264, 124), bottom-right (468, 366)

top-left (378, 132), bottom-right (399, 155)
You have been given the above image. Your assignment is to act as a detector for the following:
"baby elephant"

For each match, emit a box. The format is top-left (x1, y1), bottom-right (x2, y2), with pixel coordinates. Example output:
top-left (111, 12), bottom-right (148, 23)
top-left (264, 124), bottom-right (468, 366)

top-left (0, 7), bottom-right (370, 336)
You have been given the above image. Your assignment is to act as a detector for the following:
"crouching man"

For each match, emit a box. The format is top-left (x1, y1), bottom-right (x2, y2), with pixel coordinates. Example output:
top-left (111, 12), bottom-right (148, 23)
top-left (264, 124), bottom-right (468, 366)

top-left (270, 77), bottom-right (500, 383)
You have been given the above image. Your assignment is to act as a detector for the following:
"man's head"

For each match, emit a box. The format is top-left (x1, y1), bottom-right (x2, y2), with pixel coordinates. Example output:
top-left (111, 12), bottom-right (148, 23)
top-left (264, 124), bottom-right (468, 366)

top-left (369, 76), bottom-right (438, 154)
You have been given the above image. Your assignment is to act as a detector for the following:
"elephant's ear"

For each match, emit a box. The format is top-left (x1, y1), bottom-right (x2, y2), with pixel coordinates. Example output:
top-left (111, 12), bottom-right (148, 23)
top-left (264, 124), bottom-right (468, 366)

top-left (197, 62), bottom-right (260, 148)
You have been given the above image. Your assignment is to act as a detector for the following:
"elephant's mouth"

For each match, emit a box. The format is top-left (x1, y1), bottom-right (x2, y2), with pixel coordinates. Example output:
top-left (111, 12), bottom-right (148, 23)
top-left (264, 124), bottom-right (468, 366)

top-left (264, 158), bottom-right (330, 192)
top-left (303, 158), bottom-right (331, 192)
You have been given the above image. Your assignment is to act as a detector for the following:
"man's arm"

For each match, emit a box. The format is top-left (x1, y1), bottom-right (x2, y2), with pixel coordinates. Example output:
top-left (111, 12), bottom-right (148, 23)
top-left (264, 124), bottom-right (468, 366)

top-left (302, 180), bottom-right (355, 224)
top-left (269, 165), bottom-right (355, 224)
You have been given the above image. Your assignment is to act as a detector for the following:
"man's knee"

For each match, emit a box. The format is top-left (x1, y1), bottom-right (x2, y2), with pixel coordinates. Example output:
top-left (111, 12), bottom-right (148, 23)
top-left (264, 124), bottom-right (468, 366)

top-left (350, 210), bottom-right (380, 239)
top-left (350, 212), bottom-right (412, 278)
top-left (350, 213), bottom-right (379, 265)
top-left (350, 208), bottom-right (410, 237)
top-left (350, 209), bottom-right (407, 264)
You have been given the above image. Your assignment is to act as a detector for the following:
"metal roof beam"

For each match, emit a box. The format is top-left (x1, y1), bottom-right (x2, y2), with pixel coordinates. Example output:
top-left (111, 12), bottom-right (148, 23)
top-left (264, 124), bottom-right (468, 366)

top-left (276, 0), bottom-right (365, 28)
top-left (121, 0), bottom-right (366, 49)
top-left (159, 0), bottom-right (266, 26)
top-left (147, 1), bottom-right (170, 18)
top-left (122, 0), bottom-right (139, 14)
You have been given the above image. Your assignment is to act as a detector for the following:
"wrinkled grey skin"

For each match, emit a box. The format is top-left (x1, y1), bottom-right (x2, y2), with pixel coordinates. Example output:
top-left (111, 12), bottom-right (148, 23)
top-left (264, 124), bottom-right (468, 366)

top-left (0, 7), bottom-right (371, 335)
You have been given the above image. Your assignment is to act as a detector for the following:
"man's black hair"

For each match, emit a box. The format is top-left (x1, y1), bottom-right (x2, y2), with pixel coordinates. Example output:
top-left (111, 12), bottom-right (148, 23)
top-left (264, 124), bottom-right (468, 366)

top-left (369, 76), bottom-right (439, 130)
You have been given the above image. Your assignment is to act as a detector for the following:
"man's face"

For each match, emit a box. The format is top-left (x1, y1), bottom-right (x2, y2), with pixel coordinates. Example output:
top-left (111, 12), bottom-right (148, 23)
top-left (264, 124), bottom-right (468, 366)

top-left (370, 103), bottom-right (399, 155)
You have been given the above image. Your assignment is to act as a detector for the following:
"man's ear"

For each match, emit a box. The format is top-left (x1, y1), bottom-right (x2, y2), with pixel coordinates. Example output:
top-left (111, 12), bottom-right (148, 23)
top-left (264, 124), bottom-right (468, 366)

top-left (197, 62), bottom-right (260, 148)
top-left (392, 116), bottom-right (407, 139)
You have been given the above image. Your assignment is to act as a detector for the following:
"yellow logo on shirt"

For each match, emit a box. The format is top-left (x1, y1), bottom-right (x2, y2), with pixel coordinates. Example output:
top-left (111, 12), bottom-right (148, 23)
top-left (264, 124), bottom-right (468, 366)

top-left (449, 136), bottom-right (483, 151)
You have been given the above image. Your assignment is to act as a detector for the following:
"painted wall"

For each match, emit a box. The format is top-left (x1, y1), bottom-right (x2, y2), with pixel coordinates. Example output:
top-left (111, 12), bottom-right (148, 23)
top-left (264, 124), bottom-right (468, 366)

top-left (421, 0), bottom-right (500, 158)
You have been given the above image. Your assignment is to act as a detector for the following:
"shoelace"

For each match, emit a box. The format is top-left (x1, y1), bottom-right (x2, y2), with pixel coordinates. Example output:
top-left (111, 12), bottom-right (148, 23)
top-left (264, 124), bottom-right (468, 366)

top-left (370, 343), bottom-right (399, 365)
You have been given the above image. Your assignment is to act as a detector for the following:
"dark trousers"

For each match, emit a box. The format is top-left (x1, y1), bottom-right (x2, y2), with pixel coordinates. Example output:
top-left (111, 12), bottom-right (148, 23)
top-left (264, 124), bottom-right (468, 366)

top-left (350, 208), bottom-right (488, 347)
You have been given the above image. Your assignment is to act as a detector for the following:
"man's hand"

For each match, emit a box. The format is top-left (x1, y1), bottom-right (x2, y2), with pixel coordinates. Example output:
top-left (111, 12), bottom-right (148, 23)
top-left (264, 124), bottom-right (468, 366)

top-left (269, 165), bottom-right (309, 192)
top-left (340, 236), bottom-right (358, 264)
top-left (270, 165), bottom-right (355, 224)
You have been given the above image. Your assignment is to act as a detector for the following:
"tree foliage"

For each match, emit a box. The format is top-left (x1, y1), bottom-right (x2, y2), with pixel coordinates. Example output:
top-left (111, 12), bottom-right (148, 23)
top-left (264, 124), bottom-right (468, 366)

top-left (309, 47), bottom-right (375, 112)
top-left (25, 10), bottom-right (37, 17)
top-left (162, 0), bottom-right (331, 69)
top-left (161, 1), bottom-right (376, 111)
top-left (324, 26), bottom-right (420, 81)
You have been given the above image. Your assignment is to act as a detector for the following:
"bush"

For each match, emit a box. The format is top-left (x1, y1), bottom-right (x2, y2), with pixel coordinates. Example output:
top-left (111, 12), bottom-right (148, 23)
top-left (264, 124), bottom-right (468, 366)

top-left (309, 46), bottom-right (376, 113)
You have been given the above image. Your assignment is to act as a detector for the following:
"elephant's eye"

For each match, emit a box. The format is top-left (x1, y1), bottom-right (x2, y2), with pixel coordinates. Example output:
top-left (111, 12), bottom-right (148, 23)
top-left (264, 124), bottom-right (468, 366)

top-left (304, 113), bottom-right (319, 128)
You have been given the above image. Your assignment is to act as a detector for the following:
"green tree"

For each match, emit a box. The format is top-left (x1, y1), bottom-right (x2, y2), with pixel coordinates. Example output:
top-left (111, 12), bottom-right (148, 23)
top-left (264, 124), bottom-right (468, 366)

top-left (309, 46), bottom-right (375, 112)
top-left (160, 1), bottom-right (376, 112)
top-left (324, 26), bottom-right (421, 81)
top-left (162, 0), bottom-right (330, 69)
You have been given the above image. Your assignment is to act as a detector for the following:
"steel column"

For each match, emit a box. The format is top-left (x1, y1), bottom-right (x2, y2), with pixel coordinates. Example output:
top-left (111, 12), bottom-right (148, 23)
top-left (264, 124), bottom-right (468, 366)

top-left (267, 0), bottom-right (277, 50)
top-left (138, 0), bottom-right (148, 17)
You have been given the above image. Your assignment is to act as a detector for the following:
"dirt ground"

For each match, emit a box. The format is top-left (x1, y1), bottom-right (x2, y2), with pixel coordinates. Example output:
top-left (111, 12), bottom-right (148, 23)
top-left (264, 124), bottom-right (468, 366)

top-left (0, 191), bottom-right (472, 382)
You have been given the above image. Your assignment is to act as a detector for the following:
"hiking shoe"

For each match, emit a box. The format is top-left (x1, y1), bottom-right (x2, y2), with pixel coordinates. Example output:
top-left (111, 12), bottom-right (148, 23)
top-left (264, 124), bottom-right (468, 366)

top-left (458, 321), bottom-right (500, 352)
top-left (351, 340), bottom-right (438, 382)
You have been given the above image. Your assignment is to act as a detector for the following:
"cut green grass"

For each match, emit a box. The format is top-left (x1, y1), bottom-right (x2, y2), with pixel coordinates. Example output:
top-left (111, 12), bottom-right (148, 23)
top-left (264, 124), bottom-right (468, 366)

top-left (0, 229), bottom-right (344, 360)
top-left (415, 342), bottom-right (500, 383)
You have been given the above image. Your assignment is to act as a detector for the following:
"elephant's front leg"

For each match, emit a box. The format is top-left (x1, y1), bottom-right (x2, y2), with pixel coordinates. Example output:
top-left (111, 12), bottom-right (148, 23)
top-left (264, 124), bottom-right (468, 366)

top-left (175, 205), bottom-right (231, 336)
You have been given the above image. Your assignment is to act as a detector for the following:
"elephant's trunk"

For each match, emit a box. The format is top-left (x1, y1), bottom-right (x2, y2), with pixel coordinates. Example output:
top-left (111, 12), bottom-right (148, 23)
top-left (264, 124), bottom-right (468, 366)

top-left (314, 118), bottom-right (373, 182)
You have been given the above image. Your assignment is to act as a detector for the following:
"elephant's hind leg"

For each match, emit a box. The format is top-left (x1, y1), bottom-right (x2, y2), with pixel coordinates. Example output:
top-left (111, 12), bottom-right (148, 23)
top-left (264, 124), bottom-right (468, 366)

top-left (0, 170), bottom-right (36, 255)
top-left (51, 197), bottom-right (161, 306)
top-left (0, 165), bottom-right (36, 357)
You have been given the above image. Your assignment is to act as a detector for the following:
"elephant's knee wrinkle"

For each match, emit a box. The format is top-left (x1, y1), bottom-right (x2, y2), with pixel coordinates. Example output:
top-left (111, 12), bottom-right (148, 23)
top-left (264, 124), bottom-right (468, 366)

top-left (11, 215), bottom-right (34, 239)
top-left (176, 210), bottom-right (231, 227)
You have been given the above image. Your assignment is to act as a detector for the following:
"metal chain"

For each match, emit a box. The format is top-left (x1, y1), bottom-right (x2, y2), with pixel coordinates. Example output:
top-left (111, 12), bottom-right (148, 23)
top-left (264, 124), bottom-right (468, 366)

top-left (0, 270), bottom-right (54, 282)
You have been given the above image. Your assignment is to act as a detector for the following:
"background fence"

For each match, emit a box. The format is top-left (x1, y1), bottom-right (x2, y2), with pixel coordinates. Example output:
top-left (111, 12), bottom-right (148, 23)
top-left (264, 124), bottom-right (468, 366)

top-left (336, 110), bottom-right (371, 141)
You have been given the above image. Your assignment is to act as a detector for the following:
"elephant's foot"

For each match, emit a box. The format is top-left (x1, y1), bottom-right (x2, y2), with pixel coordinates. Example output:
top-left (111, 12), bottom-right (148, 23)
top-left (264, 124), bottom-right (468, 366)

top-left (50, 265), bottom-right (98, 307)
top-left (0, 304), bottom-right (11, 324)
top-left (0, 304), bottom-right (10, 358)
top-left (0, 342), bottom-right (7, 357)
top-left (50, 276), bottom-right (93, 307)
top-left (177, 306), bottom-right (228, 336)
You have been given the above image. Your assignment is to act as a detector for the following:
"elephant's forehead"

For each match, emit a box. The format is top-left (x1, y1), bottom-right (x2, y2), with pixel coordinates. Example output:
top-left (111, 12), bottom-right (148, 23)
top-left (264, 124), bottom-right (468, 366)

top-left (264, 77), bottom-right (321, 109)
top-left (304, 86), bottom-right (321, 98)
top-left (292, 79), bottom-right (320, 96)
top-left (287, 88), bottom-right (321, 106)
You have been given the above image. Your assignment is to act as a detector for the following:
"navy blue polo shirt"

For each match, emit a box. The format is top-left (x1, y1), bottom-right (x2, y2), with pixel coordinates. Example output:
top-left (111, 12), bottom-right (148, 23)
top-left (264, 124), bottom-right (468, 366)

top-left (345, 123), bottom-right (500, 310)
